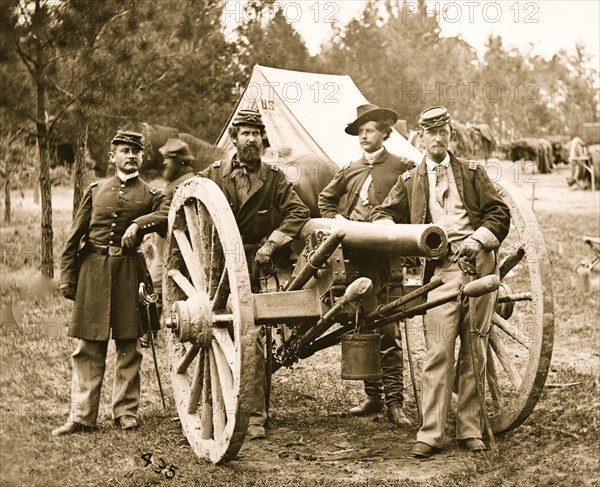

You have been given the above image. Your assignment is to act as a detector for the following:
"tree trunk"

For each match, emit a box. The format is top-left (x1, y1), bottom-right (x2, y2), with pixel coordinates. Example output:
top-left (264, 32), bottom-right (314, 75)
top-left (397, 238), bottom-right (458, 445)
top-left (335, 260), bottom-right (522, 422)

top-left (37, 81), bottom-right (53, 278)
top-left (3, 178), bottom-right (10, 223)
top-left (73, 123), bottom-right (88, 218)
top-left (33, 141), bottom-right (40, 205)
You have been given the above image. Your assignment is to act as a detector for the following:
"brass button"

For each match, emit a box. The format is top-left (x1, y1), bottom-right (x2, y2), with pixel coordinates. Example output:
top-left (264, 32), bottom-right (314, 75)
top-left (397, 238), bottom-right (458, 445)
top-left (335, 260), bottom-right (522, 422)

top-left (113, 213), bottom-right (118, 218)
top-left (109, 240), bottom-right (114, 245)
top-left (110, 232), bottom-right (114, 236)
top-left (111, 223), bottom-right (116, 227)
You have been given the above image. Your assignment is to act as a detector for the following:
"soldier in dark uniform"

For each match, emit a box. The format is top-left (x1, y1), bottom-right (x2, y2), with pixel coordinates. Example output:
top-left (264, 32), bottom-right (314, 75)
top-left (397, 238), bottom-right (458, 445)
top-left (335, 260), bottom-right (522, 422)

top-left (199, 109), bottom-right (310, 439)
top-left (161, 138), bottom-right (196, 200)
top-left (370, 107), bottom-right (510, 458)
top-left (141, 138), bottom-right (197, 331)
top-left (318, 104), bottom-right (415, 427)
top-left (52, 130), bottom-right (169, 436)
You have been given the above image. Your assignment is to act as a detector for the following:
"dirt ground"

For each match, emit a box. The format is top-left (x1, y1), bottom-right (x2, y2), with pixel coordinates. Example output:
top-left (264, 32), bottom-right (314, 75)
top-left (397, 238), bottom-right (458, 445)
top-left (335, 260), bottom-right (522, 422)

top-left (1, 163), bottom-right (599, 486)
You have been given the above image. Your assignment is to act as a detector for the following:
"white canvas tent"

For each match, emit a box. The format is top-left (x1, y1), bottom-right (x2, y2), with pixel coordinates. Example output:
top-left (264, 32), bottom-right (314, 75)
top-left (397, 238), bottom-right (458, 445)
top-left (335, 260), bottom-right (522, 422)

top-left (216, 65), bottom-right (422, 166)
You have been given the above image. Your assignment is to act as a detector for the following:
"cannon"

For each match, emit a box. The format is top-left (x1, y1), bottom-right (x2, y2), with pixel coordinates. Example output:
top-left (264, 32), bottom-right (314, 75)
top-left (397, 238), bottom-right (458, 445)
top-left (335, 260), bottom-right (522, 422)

top-left (161, 174), bottom-right (554, 464)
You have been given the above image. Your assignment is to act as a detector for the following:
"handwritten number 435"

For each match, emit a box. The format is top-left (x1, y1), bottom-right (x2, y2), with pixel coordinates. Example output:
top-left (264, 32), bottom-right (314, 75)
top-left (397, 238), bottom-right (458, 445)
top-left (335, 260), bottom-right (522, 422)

top-left (141, 452), bottom-right (178, 479)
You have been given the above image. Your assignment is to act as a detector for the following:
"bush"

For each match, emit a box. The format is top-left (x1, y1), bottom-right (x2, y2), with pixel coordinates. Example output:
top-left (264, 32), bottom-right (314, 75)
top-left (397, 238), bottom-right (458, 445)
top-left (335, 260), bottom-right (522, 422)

top-left (49, 165), bottom-right (71, 186)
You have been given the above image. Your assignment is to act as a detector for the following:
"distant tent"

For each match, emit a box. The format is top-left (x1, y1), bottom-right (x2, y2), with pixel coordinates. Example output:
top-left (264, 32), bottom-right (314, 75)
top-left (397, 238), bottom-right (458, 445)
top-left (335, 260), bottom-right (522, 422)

top-left (216, 65), bottom-right (422, 166)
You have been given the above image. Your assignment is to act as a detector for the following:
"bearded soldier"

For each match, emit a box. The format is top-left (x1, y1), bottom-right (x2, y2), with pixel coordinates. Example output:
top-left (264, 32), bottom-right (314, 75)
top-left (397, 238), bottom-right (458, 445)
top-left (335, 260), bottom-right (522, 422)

top-left (198, 109), bottom-right (310, 439)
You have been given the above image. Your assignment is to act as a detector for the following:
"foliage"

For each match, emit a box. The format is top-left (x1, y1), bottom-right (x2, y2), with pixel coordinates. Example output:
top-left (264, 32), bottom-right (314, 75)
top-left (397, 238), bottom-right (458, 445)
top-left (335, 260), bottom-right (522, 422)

top-left (235, 1), bottom-right (313, 80)
top-left (320, 0), bottom-right (599, 139)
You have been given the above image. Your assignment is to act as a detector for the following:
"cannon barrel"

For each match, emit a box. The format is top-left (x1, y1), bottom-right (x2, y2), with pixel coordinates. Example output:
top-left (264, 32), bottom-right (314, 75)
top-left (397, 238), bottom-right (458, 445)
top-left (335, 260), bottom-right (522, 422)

top-left (300, 219), bottom-right (447, 259)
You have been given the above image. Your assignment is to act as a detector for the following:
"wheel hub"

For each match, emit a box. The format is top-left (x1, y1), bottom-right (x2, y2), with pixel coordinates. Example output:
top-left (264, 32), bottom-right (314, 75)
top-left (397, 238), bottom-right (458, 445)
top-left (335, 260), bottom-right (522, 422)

top-left (170, 293), bottom-right (213, 347)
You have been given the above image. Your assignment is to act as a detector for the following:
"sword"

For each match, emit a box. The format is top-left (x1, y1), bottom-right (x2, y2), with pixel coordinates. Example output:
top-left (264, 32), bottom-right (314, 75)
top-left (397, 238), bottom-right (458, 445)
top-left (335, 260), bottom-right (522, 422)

top-left (139, 282), bottom-right (167, 411)
top-left (460, 258), bottom-right (496, 451)
top-left (403, 317), bottom-right (422, 424)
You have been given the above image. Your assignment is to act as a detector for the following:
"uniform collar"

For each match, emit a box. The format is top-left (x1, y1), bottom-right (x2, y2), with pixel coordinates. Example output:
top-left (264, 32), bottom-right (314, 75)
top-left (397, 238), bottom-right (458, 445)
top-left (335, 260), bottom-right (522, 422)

top-left (425, 153), bottom-right (450, 171)
top-left (116, 170), bottom-right (139, 183)
top-left (363, 146), bottom-right (386, 164)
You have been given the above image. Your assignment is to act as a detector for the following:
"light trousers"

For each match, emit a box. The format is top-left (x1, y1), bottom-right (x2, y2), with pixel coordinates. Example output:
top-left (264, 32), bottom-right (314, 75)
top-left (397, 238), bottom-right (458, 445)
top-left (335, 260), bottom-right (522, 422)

top-left (416, 250), bottom-right (497, 448)
top-left (69, 338), bottom-right (143, 426)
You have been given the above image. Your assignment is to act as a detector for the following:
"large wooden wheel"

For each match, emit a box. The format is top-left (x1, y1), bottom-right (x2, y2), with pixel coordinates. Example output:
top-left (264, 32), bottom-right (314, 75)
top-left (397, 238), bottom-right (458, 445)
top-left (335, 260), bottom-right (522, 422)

top-left (163, 177), bottom-right (256, 463)
top-left (484, 175), bottom-right (555, 433)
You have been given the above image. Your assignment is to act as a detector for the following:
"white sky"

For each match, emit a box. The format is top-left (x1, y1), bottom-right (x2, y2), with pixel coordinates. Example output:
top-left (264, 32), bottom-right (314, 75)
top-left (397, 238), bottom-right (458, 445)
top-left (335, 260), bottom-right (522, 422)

top-left (223, 0), bottom-right (600, 67)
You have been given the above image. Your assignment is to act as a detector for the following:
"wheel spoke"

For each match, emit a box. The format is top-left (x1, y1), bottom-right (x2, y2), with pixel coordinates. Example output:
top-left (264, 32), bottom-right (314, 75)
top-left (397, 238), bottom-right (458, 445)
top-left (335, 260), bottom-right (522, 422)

top-left (209, 226), bottom-right (224, 295)
top-left (211, 267), bottom-right (229, 308)
top-left (200, 351), bottom-right (213, 440)
top-left (211, 340), bottom-right (235, 417)
top-left (167, 269), bottom-right (196, 297)
top-left (187, 349), bottom-right (205, 414)
top-left (209, 348), bottom-right (227, 441)
top-left (184, 202), bottom-right (209, 283)
top-left (197, 203), bottom-right (213, 282)
top-left (173, 228), bottom-right (205, 290)
top-left (499, 244), bottom-right (525, 279)
top-left (492, 313), bottom-right (532, 349)
top-left (489, 328), bottom-right (522, 390)
top-left (176, 343), bottom-right (200, 374)
top-left (213, 327), bottom-right (237, 370)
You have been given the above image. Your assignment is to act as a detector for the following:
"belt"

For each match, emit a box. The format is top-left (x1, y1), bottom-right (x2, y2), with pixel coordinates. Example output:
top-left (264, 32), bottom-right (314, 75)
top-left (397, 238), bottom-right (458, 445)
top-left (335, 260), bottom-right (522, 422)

top-left (90, 244), bottom-right (140, 256)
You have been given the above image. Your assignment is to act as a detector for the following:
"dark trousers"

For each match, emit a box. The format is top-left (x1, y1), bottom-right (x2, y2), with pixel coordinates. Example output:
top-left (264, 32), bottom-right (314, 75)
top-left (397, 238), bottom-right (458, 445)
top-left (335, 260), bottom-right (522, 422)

top-left (363, 322), bottom-right (404, 406)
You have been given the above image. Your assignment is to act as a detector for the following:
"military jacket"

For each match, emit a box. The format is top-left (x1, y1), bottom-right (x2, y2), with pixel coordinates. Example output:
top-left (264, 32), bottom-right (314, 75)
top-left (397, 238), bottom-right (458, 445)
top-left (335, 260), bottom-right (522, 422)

top-left (370, 152), bottom-right (510, 281)
top-left (199, 158), bottom-right (310, 244)
top-left (165, 169), bottom-right (195, 201)
top-left (318, 148), bottom-right (415, 219)
top-left (60, 175), bottom-right (168, 340)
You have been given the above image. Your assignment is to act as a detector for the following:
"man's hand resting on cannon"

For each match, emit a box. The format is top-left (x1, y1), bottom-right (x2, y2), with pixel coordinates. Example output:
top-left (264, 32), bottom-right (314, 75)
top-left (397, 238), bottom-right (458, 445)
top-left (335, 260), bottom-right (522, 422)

top-left (254, 230), bottom-right (293, 265)
top-left (453, 236), bottom-right (483, 262)
top-left (255, 240), bottom-right (276, 265)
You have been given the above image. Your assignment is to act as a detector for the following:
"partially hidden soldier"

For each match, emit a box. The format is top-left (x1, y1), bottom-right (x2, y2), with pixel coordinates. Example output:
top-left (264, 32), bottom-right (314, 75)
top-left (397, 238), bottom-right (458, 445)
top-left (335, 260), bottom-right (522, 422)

top-left (370, 107), bottom-right (510, 458)
top-left (198, 109), bottom-right (310, 439)
top-left (53, 130), bottom-right (169, 436)
top-left (142, 138), bottom-right (196, 346)
top-left (319, 104), bottom-right (415, 427)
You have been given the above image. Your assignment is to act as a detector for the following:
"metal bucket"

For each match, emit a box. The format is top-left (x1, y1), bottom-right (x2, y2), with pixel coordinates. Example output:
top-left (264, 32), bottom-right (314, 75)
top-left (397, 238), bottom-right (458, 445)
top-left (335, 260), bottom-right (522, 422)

top-left (340, 333), bottom-right (381, 380)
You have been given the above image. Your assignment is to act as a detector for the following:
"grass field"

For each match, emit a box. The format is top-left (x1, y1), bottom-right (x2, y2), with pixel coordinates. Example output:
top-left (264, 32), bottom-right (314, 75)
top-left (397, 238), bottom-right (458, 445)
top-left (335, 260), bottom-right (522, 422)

top-left (1, 164), bottom-right (599, 486)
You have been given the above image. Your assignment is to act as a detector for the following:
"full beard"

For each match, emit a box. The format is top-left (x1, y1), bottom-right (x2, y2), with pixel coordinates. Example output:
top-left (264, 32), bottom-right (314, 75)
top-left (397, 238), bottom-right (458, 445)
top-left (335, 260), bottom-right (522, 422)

top-left (239, 144), bottom-right (261, 168)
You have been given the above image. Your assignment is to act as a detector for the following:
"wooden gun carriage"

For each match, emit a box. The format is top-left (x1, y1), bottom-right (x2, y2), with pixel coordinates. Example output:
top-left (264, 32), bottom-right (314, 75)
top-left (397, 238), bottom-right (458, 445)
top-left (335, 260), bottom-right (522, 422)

top-left (162, 175), bottom-right (554, 464)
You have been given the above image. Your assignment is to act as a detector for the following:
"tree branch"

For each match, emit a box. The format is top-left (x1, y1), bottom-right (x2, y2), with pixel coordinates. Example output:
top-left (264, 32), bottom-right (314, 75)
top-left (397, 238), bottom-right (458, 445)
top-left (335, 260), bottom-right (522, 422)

top-left (138, 70), bottom-right (169, 91)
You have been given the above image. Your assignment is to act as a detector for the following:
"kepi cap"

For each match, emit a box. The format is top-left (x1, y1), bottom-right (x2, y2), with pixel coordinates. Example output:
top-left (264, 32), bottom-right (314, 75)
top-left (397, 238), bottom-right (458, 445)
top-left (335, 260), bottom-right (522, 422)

top-left (418, 106), bottom-right (452, 129)
top-left (231, 109), bottom-right (265, 129)
top-left (160, 138), bottom-right (194, 164)
top-left (345, 104), bottom-right (398, 136)
top-left (111, 130), bottom-right (145, 150)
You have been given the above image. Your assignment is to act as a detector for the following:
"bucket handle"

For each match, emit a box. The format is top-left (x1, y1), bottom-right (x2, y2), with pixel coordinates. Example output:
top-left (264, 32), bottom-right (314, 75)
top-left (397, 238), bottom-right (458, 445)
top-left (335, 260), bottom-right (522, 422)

top-left (352, 303), bottom-right (366, 336)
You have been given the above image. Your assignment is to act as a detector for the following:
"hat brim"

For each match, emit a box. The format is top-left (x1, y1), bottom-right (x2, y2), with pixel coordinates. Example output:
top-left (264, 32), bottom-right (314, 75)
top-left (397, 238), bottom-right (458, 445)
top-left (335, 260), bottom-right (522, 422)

top-left (112, 139), bottom-right (145, 150)
top-left (231, 121), bottom-right (265, 129)
top-left (345, 108), bottom-right (399, 136)
top-left (160, 148), bottom-right (195, 163)
top-left (419, 116), bottom-right (452, 130)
